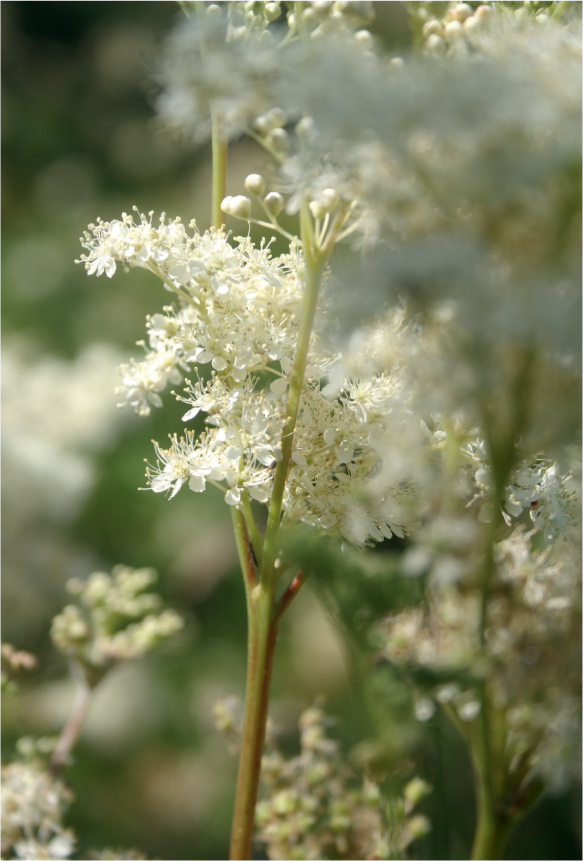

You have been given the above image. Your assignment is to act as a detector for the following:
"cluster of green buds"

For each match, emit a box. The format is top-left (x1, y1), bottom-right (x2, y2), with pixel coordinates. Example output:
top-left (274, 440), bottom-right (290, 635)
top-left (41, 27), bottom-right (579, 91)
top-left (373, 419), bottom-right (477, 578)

top-left (254, 704), bottom-right (430, 860)
top-left (50, 565), bottom-right (183, 682)
top-left (221, 171), bottom-right (291, 241)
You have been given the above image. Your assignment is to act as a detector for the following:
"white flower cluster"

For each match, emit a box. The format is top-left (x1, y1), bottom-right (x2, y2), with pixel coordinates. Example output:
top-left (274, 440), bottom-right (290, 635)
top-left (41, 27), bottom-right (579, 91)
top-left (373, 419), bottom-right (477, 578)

top-left (155, 1), bottom-right (376, 144)
top-left (380, 526), bottom-right (581, 789)
top-left (1, 754), bottom-right (149, 860)
top-left (468, 440), bottom-right (578, 544)
top-left (1, 759), bottom-right (75, 860)
top-left (79, 211), bottom-right (414, 545)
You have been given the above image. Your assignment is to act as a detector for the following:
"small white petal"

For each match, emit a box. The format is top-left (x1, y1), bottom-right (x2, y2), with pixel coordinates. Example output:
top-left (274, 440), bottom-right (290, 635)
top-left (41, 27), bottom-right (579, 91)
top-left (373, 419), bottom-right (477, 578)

top-left (225, 487), bottom-right (241, 505)
top-left (249, 485), bottom-right (270, 503)
top-left (270, 378), bottom-right (288, 396)
top-left (148, 392), bottom-right (163, 408)
top-left (168, 264), bottom-right (192, 286)
top-left (182, 407), bottom-right (201, 422)
top-left (189, 475), bottom-right (205, 492)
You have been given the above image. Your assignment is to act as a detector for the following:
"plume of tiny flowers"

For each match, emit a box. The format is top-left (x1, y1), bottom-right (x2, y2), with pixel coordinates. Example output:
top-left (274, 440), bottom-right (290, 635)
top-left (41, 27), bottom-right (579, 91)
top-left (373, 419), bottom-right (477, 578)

top-left (466, 439), bottom-right (579, 544)
top-left (79, 209), bottom-right (415, 547)
top-left (379, 525), bottom-right (581, 792)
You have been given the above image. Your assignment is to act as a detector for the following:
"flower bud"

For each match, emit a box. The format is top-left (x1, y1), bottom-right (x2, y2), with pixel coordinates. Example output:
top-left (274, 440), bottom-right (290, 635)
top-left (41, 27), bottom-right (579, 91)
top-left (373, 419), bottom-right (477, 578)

top-left (355, 29), bottom-right (373, 48)
top-left (220, 195), bottom-right (233, 214)
top-left (295, 116), bottom-right (317, 141)
top-left (222, 195), bottom-right (252, 219)
top-left (266, 107), bottom-right (288, 129)
top-left (265, 2), bottom-right (281, 23)
top-left (422, 19), bottom-right (443, 38)
top-left (266, 127), bottom-right (289, 153)
top-left (475, 4), bottom-right (492, 18)
top-left (425, 33), bottom-right (446, 54)
top-left (252, 116), bottom-right (271, 136)
top-left (312, 0), bottom-right (333, 18)
top-left (244, 173), bottom-right (266, 195)
top-left (309, 200), bottom-right (326, 219)
top-left (464, 15), bottom-right (481, 32)
top-left (408, 814), bottom-right (431, 840)
top-left (449, 3), bottom-right (473, 23)
top-left (404, 776), bottom-right (431, 807)
top-left (302, 7), bottom-right (318, 28)
top-left (444, 20), bottom-right (464, 40)
top-left (263, 191), bottom-right (285, 216)
top-left (206, 4), bottom-right (222, 21)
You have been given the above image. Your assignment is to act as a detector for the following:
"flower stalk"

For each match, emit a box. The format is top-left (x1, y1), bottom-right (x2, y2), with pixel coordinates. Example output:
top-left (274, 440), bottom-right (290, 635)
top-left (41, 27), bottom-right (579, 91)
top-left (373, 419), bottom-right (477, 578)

top-left (50, 659), bottom-right (95, 772)
top-left (228, 204), bottom-right (325, 857)
top-left (211, 112), bottom-right (228, 229)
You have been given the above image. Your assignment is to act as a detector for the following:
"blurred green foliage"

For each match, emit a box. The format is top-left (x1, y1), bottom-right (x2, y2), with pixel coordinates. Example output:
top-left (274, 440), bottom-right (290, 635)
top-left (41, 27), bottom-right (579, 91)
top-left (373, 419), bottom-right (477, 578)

top-left (2, 3), bottom-right (580, 859)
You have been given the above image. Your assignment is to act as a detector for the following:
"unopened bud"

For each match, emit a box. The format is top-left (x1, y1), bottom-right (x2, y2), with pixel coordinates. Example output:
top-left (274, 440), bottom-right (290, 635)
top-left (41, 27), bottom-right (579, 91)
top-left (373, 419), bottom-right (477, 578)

top-left (265, 2), bottom-right (281, 23)
top-left (444, 20), bottom-right (464, 40)
top-left (422, 19), bottom-right (443, 38)
top-left (408, 814), bottom-right (431, 840)
top-left (263, 191), bottom-right (285, 216)
top-left (449, 3), bottom-right (473, 22)
top-left (231, 195), bottom-right (251, 218)
top-left (313, 0), bottom-right (333, 17)
top-left (309, 200), bottom-right (326, 219)
top-left (221, 195), bottom-right (252, 219)
top-left (266, 107), bottom-right (288, 129)
top-left (302, 7), bottom-right (318, 27)
top-left (295, 116), bottom-right (317, 140)
top-left (474, 4), bottom-right (492, 18)
top-left (464, 15), bottom-right (481, 32)
top-left (206, 4), bottom-right (222, 21)
top-left (404, 776), bottom-right (431, 807)
top-left (244, 173), bottom-right (266, 195)
top-left (266, 127), bottom-right (289, 153)
top-left (425, 33), bottom-right (446, 53)
top-left (354, 29), bottom-right (373, 48)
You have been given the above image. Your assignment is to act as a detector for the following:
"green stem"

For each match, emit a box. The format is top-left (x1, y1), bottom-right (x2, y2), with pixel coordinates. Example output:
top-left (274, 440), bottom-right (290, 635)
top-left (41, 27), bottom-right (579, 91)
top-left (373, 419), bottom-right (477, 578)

top-left (260, 209), bottom-right (325, 586)
top-left (229, 583), bottom-right (278, 860)
top-left (468, 692), bottom-right (511, 860)
top-left (470, 794), bottom-right (512, 861)
top-left (211, 112), bottom-right (228, 229)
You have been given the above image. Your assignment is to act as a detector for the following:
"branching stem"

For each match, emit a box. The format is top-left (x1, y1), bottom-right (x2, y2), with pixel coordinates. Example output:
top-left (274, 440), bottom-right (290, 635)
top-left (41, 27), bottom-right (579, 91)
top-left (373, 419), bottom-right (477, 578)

top-left (51, 660), bottom-right (94, 772)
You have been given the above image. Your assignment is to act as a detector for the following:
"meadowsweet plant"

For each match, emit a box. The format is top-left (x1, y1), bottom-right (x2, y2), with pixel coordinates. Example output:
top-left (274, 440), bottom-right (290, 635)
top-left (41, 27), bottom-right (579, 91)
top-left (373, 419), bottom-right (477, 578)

top-left (2, 567), bottom-right (181, 860)
top-left (75, 2), bottom-right (581, 859)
